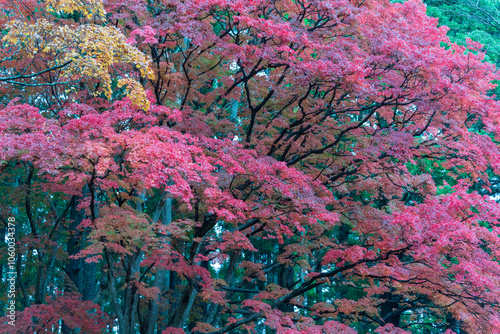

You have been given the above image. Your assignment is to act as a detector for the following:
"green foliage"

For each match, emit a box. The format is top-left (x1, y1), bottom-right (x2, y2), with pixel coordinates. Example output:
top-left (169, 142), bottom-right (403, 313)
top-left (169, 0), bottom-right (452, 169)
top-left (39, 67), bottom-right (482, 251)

top-left (424, 0), bottom-right (500, 64)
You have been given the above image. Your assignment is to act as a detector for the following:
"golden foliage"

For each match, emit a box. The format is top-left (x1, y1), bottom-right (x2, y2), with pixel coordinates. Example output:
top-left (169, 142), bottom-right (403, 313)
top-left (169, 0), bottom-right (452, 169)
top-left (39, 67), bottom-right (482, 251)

top-left (118, 79), bottom-right (150, 110)
top-left (2, 0), bottom-right (154, 108)
top-left (46, 0), bottom-right (106, 19)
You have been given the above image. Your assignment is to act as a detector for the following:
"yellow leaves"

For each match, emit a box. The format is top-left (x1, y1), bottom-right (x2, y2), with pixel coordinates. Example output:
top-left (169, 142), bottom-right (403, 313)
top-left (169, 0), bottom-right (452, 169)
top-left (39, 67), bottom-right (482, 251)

top-left (3, 20), bottom-right (55, 58)
top-left (118, 79), bottom-right (150, 111)
top-left (46, 0), bottom-right (106, 20)
top-left (3, 19), bottom-right (155, 108)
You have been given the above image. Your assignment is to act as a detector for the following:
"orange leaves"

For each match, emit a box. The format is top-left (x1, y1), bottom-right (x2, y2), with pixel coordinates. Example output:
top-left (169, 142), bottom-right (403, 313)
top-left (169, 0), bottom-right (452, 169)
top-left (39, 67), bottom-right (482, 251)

top-left (240, 261), bottom-right (266, 282)
top-left (72, 205), bottom-right (153, 259)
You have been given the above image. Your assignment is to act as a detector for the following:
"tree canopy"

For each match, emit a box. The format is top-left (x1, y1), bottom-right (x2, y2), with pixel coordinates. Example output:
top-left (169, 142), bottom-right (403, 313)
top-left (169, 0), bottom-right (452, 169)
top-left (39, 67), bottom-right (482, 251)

top-left (1, 0), bottom-right (500, 333)
top-left (425, 0), bottom-right (500, 65)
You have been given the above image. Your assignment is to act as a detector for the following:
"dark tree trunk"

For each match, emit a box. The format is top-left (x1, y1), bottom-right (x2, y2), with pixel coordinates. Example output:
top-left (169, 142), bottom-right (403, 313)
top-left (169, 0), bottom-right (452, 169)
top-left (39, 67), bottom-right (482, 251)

top-left (66, 197), bottom-right (82, 291)
top-left (380, 293), bottom-right (401, 327)
top-left (62, 197), bottom-right (83, 334)
top-left (145, 197), bottom-right (173, 334)
top-left (277, 244), bottom-right (294, 313)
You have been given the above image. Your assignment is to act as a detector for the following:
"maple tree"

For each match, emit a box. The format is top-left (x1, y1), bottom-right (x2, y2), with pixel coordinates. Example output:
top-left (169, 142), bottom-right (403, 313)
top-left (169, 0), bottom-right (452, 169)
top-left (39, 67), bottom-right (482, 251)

top-left (1, 0), bottom-right (500, 333)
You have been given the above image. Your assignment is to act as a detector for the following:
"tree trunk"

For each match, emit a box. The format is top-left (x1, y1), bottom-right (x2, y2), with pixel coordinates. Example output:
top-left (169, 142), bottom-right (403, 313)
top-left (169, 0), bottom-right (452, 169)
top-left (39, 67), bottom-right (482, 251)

top-left (380, 293), bottom-right (401, 327)
top-left (277, 265), bottom-right (294, 313)
top-left (230, 99), bottom-right (238, 122)
top-left (145, 197), bottom-right (173, 334)
top-left (169, 213), bottom-right (216, 328)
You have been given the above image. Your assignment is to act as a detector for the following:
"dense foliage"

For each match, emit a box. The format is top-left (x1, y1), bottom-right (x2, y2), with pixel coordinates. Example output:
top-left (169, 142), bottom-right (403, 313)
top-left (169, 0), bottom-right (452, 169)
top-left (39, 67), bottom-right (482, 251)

top-left (1, 0), bottom-right (500, 333)
top-left (425, 0), bottom-right (500, 65)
